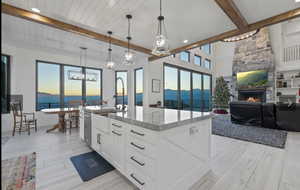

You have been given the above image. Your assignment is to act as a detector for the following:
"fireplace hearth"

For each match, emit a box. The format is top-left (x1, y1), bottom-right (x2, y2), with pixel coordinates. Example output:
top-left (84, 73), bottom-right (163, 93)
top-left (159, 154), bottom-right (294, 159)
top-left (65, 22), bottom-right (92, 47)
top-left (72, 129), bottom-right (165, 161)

top-left (238, 89), bottom-right (266, 102)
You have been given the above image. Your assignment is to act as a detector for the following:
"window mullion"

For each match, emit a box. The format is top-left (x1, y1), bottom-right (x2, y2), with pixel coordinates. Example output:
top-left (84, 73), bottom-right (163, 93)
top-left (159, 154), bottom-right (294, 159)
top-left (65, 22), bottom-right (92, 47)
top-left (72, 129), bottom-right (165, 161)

top-left (60, 65), bottom-right (64, 108)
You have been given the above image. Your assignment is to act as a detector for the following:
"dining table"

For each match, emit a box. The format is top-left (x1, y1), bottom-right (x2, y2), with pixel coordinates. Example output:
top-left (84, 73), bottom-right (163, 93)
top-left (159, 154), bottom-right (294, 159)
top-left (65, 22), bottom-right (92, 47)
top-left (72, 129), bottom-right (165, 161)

top-left (41, 108), bottom-right (80, 133)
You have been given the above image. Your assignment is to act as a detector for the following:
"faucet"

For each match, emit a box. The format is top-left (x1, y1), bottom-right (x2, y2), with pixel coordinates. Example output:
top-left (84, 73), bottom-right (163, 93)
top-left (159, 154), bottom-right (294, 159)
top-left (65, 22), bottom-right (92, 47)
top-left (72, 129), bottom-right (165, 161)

top-left (116, 77), bottom-right (126, 111)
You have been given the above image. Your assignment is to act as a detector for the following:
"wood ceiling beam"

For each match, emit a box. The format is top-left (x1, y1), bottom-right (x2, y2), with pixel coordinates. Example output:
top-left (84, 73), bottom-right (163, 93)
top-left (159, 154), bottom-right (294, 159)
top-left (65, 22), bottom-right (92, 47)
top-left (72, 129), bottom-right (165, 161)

top-left (149, 7), bottom-right (300, 61)
top-left (1, 3), bottom-right (152, 55)
top-left (214, 0), bottom-right (248, 31)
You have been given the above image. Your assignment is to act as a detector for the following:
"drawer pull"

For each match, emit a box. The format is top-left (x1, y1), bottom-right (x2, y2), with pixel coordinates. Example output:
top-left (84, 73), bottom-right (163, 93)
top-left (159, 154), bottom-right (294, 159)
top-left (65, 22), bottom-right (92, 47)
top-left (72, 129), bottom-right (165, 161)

top-left (130, 130), bottom-right (145, 136)
top-left (112, 123), bottom-right (122, 128)
top-left (130, 173), bottom-right (145, 186)
top-left (130, 156), bottom-right (145, 166)
top-left (130, 142), bottom-right (145, 150)
top-left (112, 131), bottom-right (122, 136)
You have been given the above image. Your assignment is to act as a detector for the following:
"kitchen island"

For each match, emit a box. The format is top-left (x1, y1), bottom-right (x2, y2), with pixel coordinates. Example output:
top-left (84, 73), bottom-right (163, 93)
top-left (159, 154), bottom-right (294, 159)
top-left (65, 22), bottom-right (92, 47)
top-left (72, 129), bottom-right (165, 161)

top-left (81, 106), bottom-right (213, 190)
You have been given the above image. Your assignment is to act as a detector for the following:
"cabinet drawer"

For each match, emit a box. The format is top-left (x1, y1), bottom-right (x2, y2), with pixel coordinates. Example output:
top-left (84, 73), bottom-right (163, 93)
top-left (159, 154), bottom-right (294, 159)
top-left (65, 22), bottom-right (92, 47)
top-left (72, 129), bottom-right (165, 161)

top-left (92, 114), bottom-right (110, 133)
top-left (128, 135), bottom-right (156, 159)
top-left (111, 119), bottom-right (126, 131)
top-left (126, 162), bottom-right (154, 190)
top-left (127, 147), bottom-right (155, 177)
top-left (129, 125), bottom-right (157, 144)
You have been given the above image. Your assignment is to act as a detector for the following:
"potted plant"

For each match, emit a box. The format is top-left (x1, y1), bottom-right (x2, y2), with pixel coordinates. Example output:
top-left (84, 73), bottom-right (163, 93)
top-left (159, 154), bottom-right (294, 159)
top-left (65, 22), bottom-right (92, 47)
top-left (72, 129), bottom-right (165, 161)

top-left (213, 76), bottom-right (230, 114)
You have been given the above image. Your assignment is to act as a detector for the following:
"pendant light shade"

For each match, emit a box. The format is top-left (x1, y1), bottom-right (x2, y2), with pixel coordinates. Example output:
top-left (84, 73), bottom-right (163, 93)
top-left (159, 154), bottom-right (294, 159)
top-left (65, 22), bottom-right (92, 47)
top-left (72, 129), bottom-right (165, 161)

top-left (152, 0), bottom-right (170, 56)
top-left (106, 31), bottom-right (115, 69)
top-left (124, 14), bottom-right (134, 65)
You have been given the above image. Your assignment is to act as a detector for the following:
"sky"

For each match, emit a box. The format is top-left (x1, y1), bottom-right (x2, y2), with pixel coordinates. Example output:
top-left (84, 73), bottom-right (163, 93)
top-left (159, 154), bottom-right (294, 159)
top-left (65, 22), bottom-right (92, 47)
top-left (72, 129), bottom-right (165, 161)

top-left (38, 63), bottom-right (101, 96)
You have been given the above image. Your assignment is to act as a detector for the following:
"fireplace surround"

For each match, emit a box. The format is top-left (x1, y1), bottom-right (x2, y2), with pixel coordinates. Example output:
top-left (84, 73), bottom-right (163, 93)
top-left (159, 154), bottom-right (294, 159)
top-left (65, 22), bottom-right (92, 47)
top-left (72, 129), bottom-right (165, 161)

top-left (238, 89), bottom-right (266, 102)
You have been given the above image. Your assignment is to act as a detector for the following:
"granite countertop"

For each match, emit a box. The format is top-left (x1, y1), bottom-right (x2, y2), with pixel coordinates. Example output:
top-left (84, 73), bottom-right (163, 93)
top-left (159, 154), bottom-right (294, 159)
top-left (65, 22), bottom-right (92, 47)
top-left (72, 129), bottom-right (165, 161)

top-left (107, 106), bottom-right (213, 131)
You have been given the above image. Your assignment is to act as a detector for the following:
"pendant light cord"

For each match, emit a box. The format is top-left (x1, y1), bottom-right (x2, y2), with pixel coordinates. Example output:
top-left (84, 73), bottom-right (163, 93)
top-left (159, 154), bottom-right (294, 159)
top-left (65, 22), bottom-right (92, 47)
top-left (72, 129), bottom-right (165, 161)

top-left (128, 17), bottom-right (130, 51)
top-left (160, 0), bottom-right (162, 16)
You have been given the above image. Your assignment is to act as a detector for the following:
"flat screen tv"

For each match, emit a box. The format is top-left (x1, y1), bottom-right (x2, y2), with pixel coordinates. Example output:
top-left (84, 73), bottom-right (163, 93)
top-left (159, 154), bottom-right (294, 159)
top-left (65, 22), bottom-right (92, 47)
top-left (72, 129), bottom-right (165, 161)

top-left (237, 70), bottom-right (268, 89)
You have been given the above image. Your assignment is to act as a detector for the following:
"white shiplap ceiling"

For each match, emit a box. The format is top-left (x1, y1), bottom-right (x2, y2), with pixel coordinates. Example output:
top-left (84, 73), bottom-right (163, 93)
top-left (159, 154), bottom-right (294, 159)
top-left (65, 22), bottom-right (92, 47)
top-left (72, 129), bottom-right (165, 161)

top-left (233, 0), bottom-right (300, 24)
top-left (2, 0), bottom-right (300, 52)
top-left (1, 14), bottom-right (148, 64)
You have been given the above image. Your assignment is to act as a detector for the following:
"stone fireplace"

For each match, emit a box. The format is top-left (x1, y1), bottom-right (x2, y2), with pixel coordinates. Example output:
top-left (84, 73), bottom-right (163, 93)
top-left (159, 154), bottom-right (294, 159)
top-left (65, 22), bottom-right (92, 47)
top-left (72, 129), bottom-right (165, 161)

top-left (232, 27), bottom-right (275, 102)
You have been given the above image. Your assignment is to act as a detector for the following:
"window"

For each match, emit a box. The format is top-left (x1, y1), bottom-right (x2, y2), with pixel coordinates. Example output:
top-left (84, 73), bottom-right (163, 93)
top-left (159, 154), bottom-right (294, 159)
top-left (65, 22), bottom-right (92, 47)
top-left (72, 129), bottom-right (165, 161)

top-left (1, 54), bottom-right (10, 113)
top-left (164, 64), bottom-right (212, 111)
top-left (134, 68), bottom-right (143, 106)
top-left (37, 61), bottom-right (61, 110)
top-left (86, 68), bottom-right (102, 105)
top-left (204, 59), bottom-right (211, 69)
top-left (115, 71), bottom-right (128, 106)
top-left (180, 51), bottom-right (190, 62)
top-left (64, 66), bottom-right (83, 105)
top-left (36, 61), bottom-right (102, 110)
top-left (192, 73), bottom-right (202, 111)
top-left (194, 55), bottom-right (201, 66)
top-left (203, 74), bottom-right (212, 111)
top-left (201, 44), bottom-right (211, 54)
top-left (164, 66), bottom-right (179, 109)
top-left (180, 70), bottom-right (191, 110)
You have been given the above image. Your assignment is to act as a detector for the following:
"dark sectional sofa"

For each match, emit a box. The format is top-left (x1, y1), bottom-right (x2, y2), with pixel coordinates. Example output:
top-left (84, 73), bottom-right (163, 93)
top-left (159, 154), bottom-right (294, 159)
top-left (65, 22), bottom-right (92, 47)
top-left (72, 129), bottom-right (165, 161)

top-left (230, 101), bottom-right (300, 132)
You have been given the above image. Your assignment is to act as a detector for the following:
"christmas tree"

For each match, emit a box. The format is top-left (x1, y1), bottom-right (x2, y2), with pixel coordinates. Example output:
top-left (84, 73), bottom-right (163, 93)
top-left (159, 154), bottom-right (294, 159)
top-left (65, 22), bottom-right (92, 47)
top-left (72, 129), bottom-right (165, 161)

top-left (214, 76), bottom-right (230, 109)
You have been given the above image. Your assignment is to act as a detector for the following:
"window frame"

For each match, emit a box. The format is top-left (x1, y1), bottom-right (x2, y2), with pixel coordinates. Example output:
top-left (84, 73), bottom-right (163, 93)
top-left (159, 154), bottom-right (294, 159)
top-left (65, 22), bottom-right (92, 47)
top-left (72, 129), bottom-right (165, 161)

top-left (204, 58), bottom-right (211, 70)
top-left (194, 54), bottom-right (202, 66)
top-left (1, 54), bottom-right (11, 114)
top-left (180, 51), bottom-right (190, 62)
top-left (163, 63), bottom-right (212, 111)
top-left (201, 43), bottom-right (211, 55)
top-left (134, 67), bottom-right (143, 106)
top-left (35, 60), bottom-right (103, 111)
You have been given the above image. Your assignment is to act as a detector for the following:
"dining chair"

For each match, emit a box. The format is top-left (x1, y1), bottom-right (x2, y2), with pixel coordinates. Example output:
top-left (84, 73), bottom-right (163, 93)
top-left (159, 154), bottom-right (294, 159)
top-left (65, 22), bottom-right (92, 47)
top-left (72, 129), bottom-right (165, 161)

top-left (10, 102), bottom-right (37, 136)
top-left (65, 100), bottom-right (82, 134)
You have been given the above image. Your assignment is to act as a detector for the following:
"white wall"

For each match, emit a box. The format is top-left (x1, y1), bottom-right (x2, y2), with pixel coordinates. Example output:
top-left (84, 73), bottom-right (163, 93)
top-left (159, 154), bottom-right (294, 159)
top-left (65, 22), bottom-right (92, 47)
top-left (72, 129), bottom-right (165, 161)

top-left (213, 41), bottom-right (235, 78)
top-left (1, 41), bottom-right (148, 134)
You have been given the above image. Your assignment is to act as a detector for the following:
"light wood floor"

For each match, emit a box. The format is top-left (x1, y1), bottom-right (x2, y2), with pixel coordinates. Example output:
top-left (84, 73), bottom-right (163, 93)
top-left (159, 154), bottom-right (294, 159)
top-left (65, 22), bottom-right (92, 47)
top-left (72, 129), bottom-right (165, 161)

top-left (2, 126), bottom-right (300, 190)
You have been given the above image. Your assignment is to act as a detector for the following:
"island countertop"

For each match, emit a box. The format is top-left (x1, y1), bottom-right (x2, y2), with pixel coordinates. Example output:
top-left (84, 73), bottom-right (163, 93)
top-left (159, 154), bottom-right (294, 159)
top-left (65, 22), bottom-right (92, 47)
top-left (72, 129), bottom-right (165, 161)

top-left (101, 106), bottom-right (213, 131)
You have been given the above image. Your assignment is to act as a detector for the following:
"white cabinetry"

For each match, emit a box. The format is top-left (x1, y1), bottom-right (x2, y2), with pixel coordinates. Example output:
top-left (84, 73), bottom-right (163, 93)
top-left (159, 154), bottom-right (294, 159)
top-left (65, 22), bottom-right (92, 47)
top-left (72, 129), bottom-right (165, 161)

top-left (90, 114), bottom-right (211, 190)
top-left (110, 120), bottom-right (126, 172)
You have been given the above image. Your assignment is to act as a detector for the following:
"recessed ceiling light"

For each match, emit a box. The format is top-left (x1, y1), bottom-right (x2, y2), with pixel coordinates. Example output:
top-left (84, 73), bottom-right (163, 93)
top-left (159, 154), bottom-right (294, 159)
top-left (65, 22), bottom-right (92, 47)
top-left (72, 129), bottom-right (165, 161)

top-left (296, 0), bottom-right (300, 3)
top-left (31, 8), bottom-right (40, 13)
top-left (183, 40), bottom-right (188, 43)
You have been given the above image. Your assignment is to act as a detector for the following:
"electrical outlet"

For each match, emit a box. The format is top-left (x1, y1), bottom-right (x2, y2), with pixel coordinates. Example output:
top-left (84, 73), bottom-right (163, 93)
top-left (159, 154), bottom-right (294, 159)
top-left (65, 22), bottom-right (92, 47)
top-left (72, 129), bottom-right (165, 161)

top-left (189, 126), bottom-right (199, 135)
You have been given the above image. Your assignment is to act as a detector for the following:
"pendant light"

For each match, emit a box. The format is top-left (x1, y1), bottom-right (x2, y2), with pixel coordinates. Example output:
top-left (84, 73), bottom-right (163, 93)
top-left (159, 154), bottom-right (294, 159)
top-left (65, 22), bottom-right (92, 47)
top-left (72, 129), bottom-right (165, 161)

top-left (152, 0), bottom-right (170, 56)
top-left (124, 14), bottom-right (134, 65)
top-left (68, 47), bottom-right (86, 80)
top-left (81, 47), bottom-right (87, 80)
top-left (106, 31), bottom-right (115, 69)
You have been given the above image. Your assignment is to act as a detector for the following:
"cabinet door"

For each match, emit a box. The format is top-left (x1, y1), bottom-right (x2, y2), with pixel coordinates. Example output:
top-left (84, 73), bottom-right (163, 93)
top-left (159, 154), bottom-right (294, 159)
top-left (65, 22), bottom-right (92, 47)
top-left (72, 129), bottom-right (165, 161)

top-left (99, 132), bottom-right (112, 161)
top-left (91, 127), bottom-right (100, 151)
top-left (111, 129), bottom-right (125, 171)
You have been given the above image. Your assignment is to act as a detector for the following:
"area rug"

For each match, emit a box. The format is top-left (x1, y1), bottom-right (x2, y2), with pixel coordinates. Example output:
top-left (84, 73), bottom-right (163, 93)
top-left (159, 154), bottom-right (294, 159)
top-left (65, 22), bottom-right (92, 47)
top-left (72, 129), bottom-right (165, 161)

top-left (70, 151), bottom-right (114, 181)
top-left (212, 115), bottom-right (288, 149)
top-left (2, 136), bottom-right (10, 146)
top-left (1, 152), bottom-right (36, 190)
